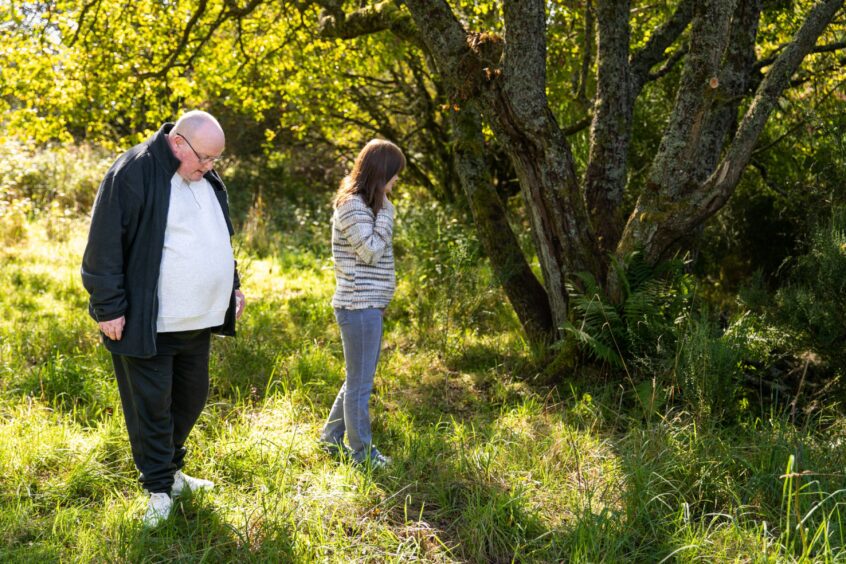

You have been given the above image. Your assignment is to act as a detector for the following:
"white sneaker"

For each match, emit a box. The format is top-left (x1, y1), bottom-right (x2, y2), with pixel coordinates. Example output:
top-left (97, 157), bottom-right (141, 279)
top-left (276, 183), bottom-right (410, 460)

top-left (369, 452), bottom-right (392, 469)
top-left (354, 450), bottom-right (392, 470)
top-left (171, 470), bottom-right (214, 497)
top-left (143, 492), bottom-right (172, 528)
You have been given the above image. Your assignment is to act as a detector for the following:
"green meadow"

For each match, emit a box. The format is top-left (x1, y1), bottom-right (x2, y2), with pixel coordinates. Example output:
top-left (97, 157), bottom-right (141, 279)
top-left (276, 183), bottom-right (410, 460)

top-left (0, 145), bottom-right (845, 563)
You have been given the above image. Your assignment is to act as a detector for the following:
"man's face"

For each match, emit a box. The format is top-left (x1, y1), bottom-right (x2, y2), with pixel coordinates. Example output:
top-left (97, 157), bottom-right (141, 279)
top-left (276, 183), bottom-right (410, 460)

top-left (174, 129), bottom-right (225, 182)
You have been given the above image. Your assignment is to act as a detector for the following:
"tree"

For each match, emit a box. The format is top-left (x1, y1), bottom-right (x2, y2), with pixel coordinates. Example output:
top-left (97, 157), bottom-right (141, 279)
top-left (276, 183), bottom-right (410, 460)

top-left (2, 0), bottom-right (845, 348)
top-left (313, 0), bottom-right (846, 343)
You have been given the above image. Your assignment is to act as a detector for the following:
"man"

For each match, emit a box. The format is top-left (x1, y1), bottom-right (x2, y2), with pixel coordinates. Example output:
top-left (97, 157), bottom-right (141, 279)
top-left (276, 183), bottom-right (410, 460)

top-left (81, 110), bottom-right (246, 527)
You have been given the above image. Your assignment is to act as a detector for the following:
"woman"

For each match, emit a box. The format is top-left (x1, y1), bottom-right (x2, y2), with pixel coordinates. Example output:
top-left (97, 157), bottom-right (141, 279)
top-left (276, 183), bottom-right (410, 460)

top-left (320, 139), bottom-right (405, 468)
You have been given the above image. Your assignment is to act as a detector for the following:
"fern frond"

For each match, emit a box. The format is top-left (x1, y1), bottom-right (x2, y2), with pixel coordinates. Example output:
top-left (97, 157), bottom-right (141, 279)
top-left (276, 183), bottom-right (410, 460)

top-left (563, 323), bottom-right (623, 368)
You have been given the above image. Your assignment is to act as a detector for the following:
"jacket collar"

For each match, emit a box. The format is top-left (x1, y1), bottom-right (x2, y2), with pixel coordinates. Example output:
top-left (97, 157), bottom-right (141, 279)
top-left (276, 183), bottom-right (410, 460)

top-left (149, 122), bottom-right (182, 176)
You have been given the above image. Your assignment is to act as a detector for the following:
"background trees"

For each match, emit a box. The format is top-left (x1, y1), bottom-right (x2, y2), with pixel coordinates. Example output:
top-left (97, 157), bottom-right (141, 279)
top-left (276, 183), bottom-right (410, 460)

top-left (2, 0), bottom-right (845, 349)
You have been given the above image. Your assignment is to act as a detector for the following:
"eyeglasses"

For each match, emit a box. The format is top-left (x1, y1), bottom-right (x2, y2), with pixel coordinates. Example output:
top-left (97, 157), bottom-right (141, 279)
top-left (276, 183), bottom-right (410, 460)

top-left (175, 133), bottom-right (223, 164)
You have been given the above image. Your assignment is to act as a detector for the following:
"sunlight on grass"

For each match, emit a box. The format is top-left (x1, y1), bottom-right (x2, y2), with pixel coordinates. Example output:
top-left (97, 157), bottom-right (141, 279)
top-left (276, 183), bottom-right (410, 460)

top-left (1, 216), bottom-right (845, 561)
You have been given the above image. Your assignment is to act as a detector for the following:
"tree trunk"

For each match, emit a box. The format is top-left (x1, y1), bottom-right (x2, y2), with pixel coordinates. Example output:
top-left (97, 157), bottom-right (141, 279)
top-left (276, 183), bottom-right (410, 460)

top-left (450, 101), bottom-right (555, 341)
top-left (584, 0), bottom-right (632, 255)
top-left (482, 0), bottom-right (602, 331)
top-left (401, 0), bottom-right (601, 333)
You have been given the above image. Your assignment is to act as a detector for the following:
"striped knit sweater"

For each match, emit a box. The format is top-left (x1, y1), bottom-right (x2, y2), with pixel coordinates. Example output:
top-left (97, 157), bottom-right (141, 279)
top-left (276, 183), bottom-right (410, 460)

top-left (331, 194), bottom-right (396, 309)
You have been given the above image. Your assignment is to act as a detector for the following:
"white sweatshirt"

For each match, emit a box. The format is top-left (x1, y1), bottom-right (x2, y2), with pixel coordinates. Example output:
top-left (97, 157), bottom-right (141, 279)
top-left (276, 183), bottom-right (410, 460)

top-left (156, 174), bottom-right (234, 333)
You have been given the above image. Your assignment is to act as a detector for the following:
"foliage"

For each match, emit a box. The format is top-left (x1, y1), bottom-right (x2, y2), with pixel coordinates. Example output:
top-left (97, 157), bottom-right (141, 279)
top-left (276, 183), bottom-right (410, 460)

top-left (2, 0), bottom-right (845, 353)
top-left (0, 138), bottom-right (110, 212)
top-left (224, 154), bottom-right (334, 259)
top-left (393, 196), bottom-right (518, 353)
top-left (0, 195), bottom-right (31, 246)
top-left (777, 207), bottom-right (846, 370)
top-left (0, 139), bottom-right (109, 250)
top-left (561, 254), bottom-right (802, 421)
top-left (694, 92), bottom-right (846, 292)
top-left (670, 313), bottom-right (748, 420)
top-left (562, 252), bottom-right (696, 373)
top-left (0, 0), bottom-right (450, 198)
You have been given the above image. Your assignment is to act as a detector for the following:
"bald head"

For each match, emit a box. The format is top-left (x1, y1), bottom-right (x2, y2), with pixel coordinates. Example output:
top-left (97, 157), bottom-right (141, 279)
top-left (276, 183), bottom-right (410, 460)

top-left (170, 110), bottom-right (226, 181)
top-left (172, 110), bottom-right (225, 145)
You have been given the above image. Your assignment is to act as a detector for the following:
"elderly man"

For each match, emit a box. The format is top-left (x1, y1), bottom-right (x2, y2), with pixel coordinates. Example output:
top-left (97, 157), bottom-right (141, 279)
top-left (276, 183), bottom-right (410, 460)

top-left (81, 110), bottom-right (245, 527)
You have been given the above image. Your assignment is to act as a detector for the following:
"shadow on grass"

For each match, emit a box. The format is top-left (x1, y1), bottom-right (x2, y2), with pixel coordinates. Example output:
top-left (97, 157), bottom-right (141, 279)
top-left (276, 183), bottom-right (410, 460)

top-left (371, 366), bottom-right (741, 561)
top-left (120, 494), bottom-right (295, 562)
top-left (211, 336), bottom-right (277, 400)
top-left (443, 341), bottom-right (521, 375)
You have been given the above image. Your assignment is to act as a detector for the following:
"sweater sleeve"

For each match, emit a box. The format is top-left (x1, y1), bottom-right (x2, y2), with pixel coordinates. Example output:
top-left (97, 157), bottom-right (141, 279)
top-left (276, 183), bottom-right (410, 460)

top-left (335, 197), bottom-right (394, 266)
top-left (80, 169), bottom-right (143, 322)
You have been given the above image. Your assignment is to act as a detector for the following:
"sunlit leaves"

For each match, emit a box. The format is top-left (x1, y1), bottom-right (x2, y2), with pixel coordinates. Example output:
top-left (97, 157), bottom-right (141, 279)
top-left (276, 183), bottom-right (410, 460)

top-left (1, 0), bottom-right (843, 181)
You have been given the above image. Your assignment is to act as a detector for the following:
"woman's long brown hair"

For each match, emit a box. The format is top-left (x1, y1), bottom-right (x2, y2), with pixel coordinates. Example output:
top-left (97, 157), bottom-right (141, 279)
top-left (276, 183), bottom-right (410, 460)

top-left (334, 139), bottom-right (406, 214)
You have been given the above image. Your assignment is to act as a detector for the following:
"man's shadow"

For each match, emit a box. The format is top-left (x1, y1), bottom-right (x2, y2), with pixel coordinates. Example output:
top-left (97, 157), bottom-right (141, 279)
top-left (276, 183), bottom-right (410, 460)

top-left (120, 492), bottom-right (296, 561)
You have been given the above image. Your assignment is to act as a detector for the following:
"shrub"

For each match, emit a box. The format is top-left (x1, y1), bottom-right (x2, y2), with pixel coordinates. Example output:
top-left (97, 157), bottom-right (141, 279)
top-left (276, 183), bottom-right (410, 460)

top-left (0, 196), bottom-right (31, 246)
top-left (394, 197), bottom-right (515, 349)
top-left (0, 139), bottom-right (110, 215)
top-left (671, 313), bottom-right (746, 419)
top-left (561, 253), bottom-right (793, 420)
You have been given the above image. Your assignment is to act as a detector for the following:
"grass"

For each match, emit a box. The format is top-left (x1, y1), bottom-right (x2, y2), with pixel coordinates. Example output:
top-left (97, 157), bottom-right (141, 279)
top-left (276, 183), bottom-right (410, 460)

top-left (0, 212), bottom-right (845, 563)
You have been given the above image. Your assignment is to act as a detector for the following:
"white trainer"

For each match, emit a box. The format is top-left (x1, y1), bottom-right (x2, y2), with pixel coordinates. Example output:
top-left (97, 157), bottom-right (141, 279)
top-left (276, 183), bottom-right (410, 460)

top-left (171, 470), bottom-right (214, 497)
top-left (143, 492), bottom-right (173, 528)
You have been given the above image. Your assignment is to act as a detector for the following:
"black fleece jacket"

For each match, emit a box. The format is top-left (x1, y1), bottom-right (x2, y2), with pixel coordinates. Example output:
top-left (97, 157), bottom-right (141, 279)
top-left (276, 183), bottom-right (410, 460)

top-left (81, 123), bottom-right (240, 358)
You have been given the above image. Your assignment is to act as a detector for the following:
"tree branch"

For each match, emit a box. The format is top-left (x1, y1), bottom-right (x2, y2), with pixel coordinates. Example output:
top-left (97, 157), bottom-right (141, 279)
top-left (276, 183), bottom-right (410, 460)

top-left (316, 0), bottom-right (421, 47)
top-left (617, 0), bottom-right (844, 263)
top-left (136, 0), bottom-right (210, 79)
top-left (68, 0), bottom-right (100, 47)
top-left (629, 0), bottom-right (695, 100)
top-left (562, 115), bottom-right (592, 136)
top-left (645, 44), bottom-right (689, 82)
top-left (750, 158), bottom-right (788, 196)
top-left (690, 0), bottom-right (762, 184)
top-left (753, 76), bottom-right (846, 155)
top-left (136, 0), bottom-right (266, 80)
top-left (705, 0), bottom-right (845, 205)
top-left (646, 0), bottom-right (739, 196)
top-left (576, 0), bottom-right (594, 108)
top-left (393, 0), bottom-right (474, 96)
top-left (501, 0), bottom-right (548, 132)
top-left (754, 39), bottom-right (846, 69)
top-left (618, 0), bottom-right (846, 263)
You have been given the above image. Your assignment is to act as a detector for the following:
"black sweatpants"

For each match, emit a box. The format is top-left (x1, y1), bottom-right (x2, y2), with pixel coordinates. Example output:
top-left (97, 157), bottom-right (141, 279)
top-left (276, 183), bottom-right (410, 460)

top-left (112, 329), bottom-right (211, 494)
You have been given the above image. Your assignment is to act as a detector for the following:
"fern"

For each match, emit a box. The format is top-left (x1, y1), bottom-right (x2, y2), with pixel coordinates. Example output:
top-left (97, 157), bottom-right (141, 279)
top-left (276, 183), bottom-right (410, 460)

top-left (564, 251), bottom-right (695, 373)
top-left (562, 323), bottom-right (624, 368)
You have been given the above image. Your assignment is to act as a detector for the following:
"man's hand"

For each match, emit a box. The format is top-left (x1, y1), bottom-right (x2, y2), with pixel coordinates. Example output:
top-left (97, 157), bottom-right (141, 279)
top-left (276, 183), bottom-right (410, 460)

top-left (235, 289), bottom-right (246, 320)
top-left (99, 316), bottom-right (125, 341)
